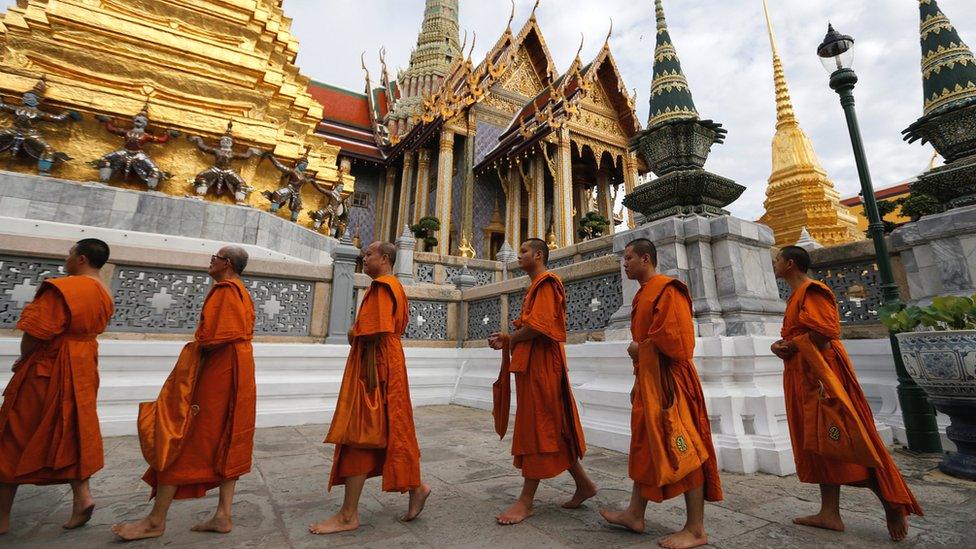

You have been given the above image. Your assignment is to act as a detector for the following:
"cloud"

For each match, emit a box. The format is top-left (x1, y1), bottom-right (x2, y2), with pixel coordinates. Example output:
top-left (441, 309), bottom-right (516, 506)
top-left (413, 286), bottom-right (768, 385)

top-left (2, 0), bottom-right (973, 222)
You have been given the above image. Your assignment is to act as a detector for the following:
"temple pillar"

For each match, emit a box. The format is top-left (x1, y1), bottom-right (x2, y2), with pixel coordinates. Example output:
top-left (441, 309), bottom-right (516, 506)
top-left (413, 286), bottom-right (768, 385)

top-left (380, 165), bottom-right (397, 242)
top-left (413, 148), bottom-right (432, 250)
top-left (527, 158), bottom-right (546, 239)
top-left (504, 165), bottom-right (522, 247)
top-left (461, 113), bottom-right (477, 253)
top-left (434, 129), bottom-right (455, 255)
top-left (396, 151), bottom-right (415, 236)
top-left (623, 152), bottom-right (639, 229)
top-left (554, 128), bottom-right (575, 247)
top-left (597, 169), bottom-right (615, 235)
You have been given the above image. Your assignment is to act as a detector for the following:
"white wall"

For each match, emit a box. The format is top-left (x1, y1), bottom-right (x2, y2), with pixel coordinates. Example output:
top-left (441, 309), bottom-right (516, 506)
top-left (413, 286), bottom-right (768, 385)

top-left (1, 336), bottom-right (934, 474)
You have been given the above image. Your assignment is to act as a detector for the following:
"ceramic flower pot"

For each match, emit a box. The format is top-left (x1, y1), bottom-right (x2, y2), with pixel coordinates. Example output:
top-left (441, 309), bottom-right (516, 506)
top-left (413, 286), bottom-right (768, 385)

top-left (897, 330), bottom-right (976, 480)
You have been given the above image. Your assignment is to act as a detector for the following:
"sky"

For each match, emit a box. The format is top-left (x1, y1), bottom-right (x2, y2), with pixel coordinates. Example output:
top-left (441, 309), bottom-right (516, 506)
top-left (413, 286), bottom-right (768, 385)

top-left (2, 0), bottom-right (974, 221)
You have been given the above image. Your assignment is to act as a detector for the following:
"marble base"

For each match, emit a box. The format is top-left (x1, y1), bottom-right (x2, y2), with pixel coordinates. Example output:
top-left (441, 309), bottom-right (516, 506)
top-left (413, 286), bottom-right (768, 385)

top-left (0, 170), bottom-right (337, 264)
top-left (891, 203), bottom-right (976, 304)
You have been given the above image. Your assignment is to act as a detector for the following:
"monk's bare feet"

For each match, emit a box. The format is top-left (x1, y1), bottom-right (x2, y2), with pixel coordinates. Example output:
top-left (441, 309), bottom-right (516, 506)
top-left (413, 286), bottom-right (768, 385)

top-left (886, 508), bottom-right (909, 542)
top-left (562, 479), bottom-right (598, 509)
top-left (62, 503), bottom-right (95, 530)
top-left (658, 528), bottom-right (708, 549)
top-left (599, 508), bottom-right (645, 533)
top-left (308, 512), bottom-right (359, 535)
top-left (496, 499), bottom-right (533, 525)
top-left (793, 511), bottom-right (845, 533)
top-left (190, 515), bottom-right (233, 534)
top-left (400, 484), bottom-right (431, 522)
top-left (111, 518), bottom-right (165, 541)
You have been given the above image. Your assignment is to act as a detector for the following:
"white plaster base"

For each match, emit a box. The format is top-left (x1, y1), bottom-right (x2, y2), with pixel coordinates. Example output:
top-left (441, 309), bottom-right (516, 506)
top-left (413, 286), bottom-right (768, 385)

top-left (1, 337), bottom-right (919, 475)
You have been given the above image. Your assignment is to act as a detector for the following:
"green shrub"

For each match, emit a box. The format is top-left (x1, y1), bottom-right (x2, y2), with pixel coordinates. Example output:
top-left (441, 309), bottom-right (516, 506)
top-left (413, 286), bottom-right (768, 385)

top-left (880, 294), bottom-right (976, 333)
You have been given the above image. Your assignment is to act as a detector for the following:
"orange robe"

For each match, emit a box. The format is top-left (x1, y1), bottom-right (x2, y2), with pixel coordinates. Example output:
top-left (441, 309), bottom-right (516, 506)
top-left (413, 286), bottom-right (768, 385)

top-left (629, 275), bottom-right (722, 503)
top-left (141, 278), bottom-right (256, 500)
top-left (0, 276), bottom-right (113, 485)
top-left (782, 279), bottom-right (922, 517)
top-left (508, 272), bottom-right (586, 480)
top-left (327, 274), bottom-right (421, 493)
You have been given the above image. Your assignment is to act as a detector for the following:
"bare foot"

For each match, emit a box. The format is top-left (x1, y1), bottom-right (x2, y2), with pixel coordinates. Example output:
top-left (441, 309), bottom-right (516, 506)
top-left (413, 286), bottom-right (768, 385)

top-left (190, 515), bottom-right (233, 534)
top-left (562, 480), bottom-right (598, 509)
top-left (599, 508), bottom-right (645, 533)
top-left (63, 503), bottom-right (95, 530)
top-left (658, 528), bottom-right (708, 549)
top-left (111, 518), bottom-right (165, 541)
top-left (308, 512), bottom-right (359, 535)
top-left (886, 508), bottom-right (909, 542)
top-left (793, 512), bottom-right (845, 532)
top-left (401, 484), bottom-right (431, 522)
top-left (496, 499), bottom-right (533, 525)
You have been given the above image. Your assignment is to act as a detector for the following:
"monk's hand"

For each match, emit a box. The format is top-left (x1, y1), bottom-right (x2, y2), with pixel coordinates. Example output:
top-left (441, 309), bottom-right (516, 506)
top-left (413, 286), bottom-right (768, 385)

top-left (488, 332), bottom-right (509, 350)
top-left (627, 341), bottom-right (639, 361)
top-left (771, 339), bottom-right (795, 360)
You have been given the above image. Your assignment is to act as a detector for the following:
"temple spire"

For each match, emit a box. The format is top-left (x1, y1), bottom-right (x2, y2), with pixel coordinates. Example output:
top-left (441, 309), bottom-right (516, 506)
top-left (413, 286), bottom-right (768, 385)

top-left (917, 0), bottom-right (976, 116)
top-left (647, 0), bottom-right (699, 128)
top-left (762, 0), bottom-right (796, 129)
top-left (409, 0), bottom-right (461, 75)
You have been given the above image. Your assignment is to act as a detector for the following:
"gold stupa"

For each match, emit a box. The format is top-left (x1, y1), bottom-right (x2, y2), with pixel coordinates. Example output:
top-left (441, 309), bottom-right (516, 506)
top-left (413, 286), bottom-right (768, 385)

top-left (0, 0), bottom-right (349, 225)
top-left (757, 0), bottom-right (860, 247)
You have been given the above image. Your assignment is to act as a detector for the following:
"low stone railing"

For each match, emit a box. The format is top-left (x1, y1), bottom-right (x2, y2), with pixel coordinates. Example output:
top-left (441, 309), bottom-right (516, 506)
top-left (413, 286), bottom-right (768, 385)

top-left (504, 234), bottom-right (616, 274)
top-left (413, 252), bottom-right (502, 285)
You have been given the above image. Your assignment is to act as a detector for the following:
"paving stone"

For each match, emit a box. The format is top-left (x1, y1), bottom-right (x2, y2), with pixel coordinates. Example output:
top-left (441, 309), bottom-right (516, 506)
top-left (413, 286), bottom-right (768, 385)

top-left (1, 405), bottom-right (972, 548)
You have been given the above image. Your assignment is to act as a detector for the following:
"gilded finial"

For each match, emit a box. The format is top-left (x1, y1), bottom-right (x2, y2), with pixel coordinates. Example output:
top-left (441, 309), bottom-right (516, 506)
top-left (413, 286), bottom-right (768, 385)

top-left (459, 30), bottom-right (467, 56)
top-left (574, 33), bottom-right (584, 62)
top-left (531, 0), bottom-right (540, 21)
top-left (468, 32), bottom-right (477, 61)
top-left (605, 18), bottom-right (613, 47)
top-left (655, 0), bottom-right (666, 32)
top-left (762, 0), bottom-right (796, 127)
top-left (507, 0), bottom-right (515, 32)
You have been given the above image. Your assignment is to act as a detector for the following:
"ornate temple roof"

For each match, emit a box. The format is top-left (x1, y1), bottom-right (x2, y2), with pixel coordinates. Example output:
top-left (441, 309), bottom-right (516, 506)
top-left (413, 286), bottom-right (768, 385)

top-left (647, 0), bottom-right (699, 129)
top-left (309, 81), bottom-right (386, 163)
top-left (916, 0), bottom-right (976, 117)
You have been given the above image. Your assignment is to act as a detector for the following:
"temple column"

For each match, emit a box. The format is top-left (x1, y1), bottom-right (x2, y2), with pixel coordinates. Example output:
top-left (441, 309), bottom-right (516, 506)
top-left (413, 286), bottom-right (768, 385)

top-left (380, 165), bottom-right (397, 242)
top-left (461, 113), bottom-right (477, 253)
top-left (434, 129), bottom-right (455, 255)
top-left (623, 152), bottom-right (639, 229)
top-left (413, 148), bottom-right (432, 250)
top-left (527, 157), bottom-right (546, 239)
top-left (597, 169), bottom-right (615, 235)
top-left (554, 127), bottom-right (575, 247)
top-left (505, 165), bottom-right (522, 246)
top-left (396, 151), bottom-right (415, 236)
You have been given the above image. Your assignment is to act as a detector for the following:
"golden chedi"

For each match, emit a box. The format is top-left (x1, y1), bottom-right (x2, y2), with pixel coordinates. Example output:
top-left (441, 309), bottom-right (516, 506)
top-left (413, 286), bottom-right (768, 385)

top-left (758, 0), bottom-right (860, 247)
top-left (0, 0), bottom-right (349, 227)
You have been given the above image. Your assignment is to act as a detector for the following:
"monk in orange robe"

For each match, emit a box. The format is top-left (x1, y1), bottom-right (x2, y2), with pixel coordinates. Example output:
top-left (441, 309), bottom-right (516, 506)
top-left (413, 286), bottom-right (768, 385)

top-left (488, 238), bottom-right (597, 525)
top-left (112, 245), bottom-right (256, 541)
top-left (0, 239), bottom-right (113, 535)
top-left (310, 241), bottom-right (430, 535)
top-left (600, 239), bottom-right (721, 548)
top-left (772, 245), bottom-right (922, 542)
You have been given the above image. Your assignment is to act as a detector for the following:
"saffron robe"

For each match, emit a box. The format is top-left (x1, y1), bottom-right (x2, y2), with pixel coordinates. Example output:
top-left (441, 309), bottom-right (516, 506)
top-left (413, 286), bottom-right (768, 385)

top-left (507, 272), bottom-right (586, 480)
top-left (629, 275), bottom-right (722, 503)
top-left (0, 276), bottom-right (113, 485)
top-left (782, 279), bottom-right (922, 517)
top-left (327, 274), bottom-right (421, 493)
top-left (141, 278), bottom-right (256, 500)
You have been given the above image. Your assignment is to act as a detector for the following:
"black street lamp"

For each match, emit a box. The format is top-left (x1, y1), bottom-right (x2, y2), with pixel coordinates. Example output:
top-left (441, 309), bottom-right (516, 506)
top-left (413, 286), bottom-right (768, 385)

top-left (817, 24), bottom-right (943, 454)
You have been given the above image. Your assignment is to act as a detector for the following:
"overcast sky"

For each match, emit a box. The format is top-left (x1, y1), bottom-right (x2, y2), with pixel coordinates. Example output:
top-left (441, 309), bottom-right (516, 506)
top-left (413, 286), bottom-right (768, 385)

top-left (3, 0), bottom-right (974, 221)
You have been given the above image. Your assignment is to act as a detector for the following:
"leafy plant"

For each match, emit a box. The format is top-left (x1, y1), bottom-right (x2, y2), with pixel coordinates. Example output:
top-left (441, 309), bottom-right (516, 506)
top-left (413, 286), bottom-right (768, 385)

top-left (410, 216), bottom-right (441, 250)
top-left (873, 199), bottom-right (900, 235)
top-left (898, 193), bottom-right (943, 222)
top-left (577, 211), bottom-right (611, 240)
top-left (880, 294), bottom-right (976, 333)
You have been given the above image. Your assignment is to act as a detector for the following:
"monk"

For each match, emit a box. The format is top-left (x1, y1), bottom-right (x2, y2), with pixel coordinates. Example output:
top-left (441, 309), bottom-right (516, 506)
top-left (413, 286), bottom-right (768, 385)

top-left (0, 239), bottom-right (114, 535)
top-left (772, 245), bottom-right (922, 542)
top-left (112, 245), bottom-right (256, 541)
top-left (488, 238), bottom-right (597, 525)
top-left (310, 241), bottom-right (430, 535)
top-left (600, 239), bottom-right (721, 548)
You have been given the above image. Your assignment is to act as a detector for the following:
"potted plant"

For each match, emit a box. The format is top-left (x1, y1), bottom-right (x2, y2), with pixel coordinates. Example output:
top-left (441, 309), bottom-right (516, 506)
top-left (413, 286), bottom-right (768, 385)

top-left (577, 211), bottom-right (611, 241)
top-left (410, 216), bottom-right (440, 252)
top-left (881, 295), bottom-right (976, 479)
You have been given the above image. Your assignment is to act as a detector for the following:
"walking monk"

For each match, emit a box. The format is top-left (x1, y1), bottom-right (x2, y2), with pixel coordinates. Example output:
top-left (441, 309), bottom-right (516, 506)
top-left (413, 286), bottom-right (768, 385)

top-left (0, 239), bottom-right (113, 535)
top-left (310, 241), bottom-right (430, 534)
top-left (601, 239), bottom-right (721, 548)
top-left (772, 245), bottom-right (922, 541)
top-left (112, 246), bottom-right (256, 540)
top-left (488, 238), bottom-right (597, 525)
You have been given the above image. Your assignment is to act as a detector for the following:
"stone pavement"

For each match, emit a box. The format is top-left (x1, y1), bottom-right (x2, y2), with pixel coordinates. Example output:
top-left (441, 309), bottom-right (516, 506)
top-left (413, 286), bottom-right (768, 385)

top-left (1, 405), bottom-right (973, 548)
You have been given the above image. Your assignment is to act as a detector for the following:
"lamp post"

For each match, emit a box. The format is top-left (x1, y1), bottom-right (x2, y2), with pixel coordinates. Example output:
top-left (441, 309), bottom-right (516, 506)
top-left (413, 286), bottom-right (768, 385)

top-left (817, 25), bottom-right (942, 454)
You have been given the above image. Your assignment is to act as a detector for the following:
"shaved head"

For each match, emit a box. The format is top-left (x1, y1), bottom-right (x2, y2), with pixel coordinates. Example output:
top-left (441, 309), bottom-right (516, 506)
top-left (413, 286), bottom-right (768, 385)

top-left (780, 245), bottom-right (811, 273)
top-left (373, 241), bottom-right (397, 267)
top-left (523, 238), bottom-right (549, 265)
top-left (221, 245), bottom-right (249, 274)
top-left (625, 238), bottom-right (657, 266)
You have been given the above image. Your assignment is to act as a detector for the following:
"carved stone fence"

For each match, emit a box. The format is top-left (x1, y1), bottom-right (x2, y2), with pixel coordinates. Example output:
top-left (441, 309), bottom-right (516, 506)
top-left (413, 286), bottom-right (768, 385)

top-left (413, 251), bottom-right (502, 286)
top-left (0, 232), bottom-right (332, 341)
top-left (776, 239), bottom-right (910, 339)
top-left (352, 272), bottom-right (462, 345)
top-left (504, 234), bottom-right (616, 275)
